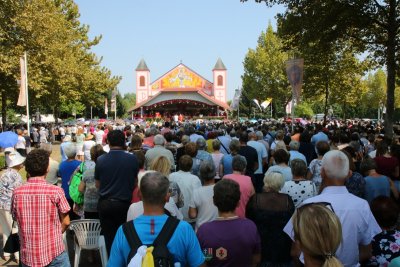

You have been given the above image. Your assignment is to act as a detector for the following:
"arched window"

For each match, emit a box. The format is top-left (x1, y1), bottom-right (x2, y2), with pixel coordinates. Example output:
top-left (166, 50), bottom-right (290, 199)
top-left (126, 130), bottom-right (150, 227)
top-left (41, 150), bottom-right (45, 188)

top-left (217, 75), bottom-right (223, 86)
top-left (139, 76), bottom-right (145, 87)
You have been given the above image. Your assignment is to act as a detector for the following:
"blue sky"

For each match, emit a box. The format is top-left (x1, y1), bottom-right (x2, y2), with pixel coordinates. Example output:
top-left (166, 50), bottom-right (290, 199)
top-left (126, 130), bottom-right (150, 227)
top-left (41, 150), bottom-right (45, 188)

top-left (75, 0), bottom-right (284, 100)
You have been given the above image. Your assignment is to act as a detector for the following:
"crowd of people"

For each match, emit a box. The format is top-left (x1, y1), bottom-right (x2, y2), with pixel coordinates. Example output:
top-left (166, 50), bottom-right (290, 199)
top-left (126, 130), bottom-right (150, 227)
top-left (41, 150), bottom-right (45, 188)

top-left (1, 118), bottom-right (400, 266)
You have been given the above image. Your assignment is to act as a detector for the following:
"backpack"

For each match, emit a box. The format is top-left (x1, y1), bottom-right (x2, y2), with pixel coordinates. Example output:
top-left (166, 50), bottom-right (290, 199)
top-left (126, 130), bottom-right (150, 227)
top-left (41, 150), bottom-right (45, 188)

top-left (69, 162), bottom-right (85, 205)
top-left (123, 216), bottom-right (180, 267)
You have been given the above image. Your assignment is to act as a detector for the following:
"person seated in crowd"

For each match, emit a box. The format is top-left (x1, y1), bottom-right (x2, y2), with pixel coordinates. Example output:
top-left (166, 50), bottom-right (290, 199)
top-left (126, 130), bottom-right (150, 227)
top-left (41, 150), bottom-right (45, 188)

top-left (360, 157), bottom-right (398, 203)
top-left (197, 179), bottom-right (261, 267)
top-left (367, 196), bottom-right (400, 266)
top-left (246, 171), bottom-right (295, 266)
top-left (223, 155), bottom-right (255, 218)
top-left (281, 159), bottom-right (317, 207)
top-left (108, 172), bottom-right (205, 267)
top-left (266, 149), bottom-right (293, 182)
top-left (189, 161), bottom-right (218, 231)
top-left (293, 203), bottom-right (343, 267)
top-left (285, 150), bottom-right (381, 266)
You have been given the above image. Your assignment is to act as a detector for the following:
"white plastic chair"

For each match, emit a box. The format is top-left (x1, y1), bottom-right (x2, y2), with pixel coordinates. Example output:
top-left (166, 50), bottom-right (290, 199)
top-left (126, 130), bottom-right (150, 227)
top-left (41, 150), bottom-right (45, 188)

top-left (69, 219), bottom-right (108, 267)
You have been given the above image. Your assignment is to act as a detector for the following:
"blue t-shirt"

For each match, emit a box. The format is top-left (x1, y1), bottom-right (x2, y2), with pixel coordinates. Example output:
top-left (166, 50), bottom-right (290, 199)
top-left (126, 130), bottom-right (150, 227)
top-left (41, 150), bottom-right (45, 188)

top-left (365, 175), bottom-right (390, 203)
top-left (108, 215), bottom-right (204, 267)
top-left (221, 154), bottom-right (234, 176)
top-left (58, 160), bottom-right (81, 199)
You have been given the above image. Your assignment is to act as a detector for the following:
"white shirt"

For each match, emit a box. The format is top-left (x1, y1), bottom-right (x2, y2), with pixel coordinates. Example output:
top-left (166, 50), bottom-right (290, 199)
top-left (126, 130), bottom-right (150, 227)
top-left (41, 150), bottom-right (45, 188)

top-left (189, 184), bottom-right (218, 231)
top-left (283, 186), bottom-right (381, 267)
top-left (15, 136), bottom-right (26, 149)
top-left (247, 140), bottom-right (268, 174)
top-left (126, 198), bottom-right (183, 222)
top-left (169, 171), bottom-right (202, 222)
top-left (95, 130), bottom-right (104, 145)
top-left (83, 140), bottom-right (96, 161)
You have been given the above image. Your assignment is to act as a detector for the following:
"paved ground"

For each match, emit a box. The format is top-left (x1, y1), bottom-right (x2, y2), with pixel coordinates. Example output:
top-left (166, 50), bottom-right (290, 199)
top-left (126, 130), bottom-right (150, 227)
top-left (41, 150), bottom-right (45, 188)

top-left (0, 144), bottom-right (103, 266)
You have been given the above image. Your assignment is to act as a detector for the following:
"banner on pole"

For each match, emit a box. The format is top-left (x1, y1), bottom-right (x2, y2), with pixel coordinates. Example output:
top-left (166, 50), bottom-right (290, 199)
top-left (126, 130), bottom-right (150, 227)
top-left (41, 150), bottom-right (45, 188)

top-left (230, 89), bottom-right (241, 111)
top-left (260, 98), bottom-right (272, 109)
top-left (17, 57), bottom-right (27, 106)
top-left (105, 98), bottom-right (108, 115)
top-left (286, 58), bottom-right (304, 103)
top-left (110, 90), bottom-right (117, 112)
top-left (252, 99), bottom-right (262, 111)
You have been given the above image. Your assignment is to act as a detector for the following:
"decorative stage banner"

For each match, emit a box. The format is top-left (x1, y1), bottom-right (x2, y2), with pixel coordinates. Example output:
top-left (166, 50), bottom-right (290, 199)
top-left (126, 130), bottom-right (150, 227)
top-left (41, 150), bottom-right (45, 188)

top-left (151, 65), bottom-right (213, 91)
top-left (286, 58), bottom-right (304, 103)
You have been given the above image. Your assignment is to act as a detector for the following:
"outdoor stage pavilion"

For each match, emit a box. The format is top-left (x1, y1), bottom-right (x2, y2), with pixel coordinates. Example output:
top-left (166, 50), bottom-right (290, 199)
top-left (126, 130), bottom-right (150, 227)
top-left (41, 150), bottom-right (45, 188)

top-left (129, 58), bottom-right (230, 120)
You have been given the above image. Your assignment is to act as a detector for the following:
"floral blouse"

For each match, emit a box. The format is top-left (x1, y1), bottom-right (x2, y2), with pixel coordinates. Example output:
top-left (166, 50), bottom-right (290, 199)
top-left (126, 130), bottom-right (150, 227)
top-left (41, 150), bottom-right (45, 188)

top-left (367, 230), bottom-right (400, 266)
top-left (0, 168), bottom-right (23, 211)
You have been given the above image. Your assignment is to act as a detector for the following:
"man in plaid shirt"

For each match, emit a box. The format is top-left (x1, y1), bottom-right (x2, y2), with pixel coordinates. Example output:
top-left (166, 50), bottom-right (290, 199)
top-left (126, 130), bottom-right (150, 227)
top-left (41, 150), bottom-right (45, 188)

top-left (12, 149), bottom-right (71, 267)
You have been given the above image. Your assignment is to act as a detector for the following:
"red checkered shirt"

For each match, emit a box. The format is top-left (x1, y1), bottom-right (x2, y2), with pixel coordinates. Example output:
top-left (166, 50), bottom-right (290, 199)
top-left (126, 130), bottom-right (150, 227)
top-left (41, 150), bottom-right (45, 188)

top-left (11, 178), bottom-right (70, 266)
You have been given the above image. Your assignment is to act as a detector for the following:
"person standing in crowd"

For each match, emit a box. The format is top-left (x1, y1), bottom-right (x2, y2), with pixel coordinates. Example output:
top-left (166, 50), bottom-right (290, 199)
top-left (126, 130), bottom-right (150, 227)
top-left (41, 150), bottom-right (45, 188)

top-left (0, 151), bottom-right (25, 262)
top-left (197, 179), bottom-right (261, 267)
top-left (284, 150), bottom-right (381, 266)
top-left (40, 143), bottom-right (59, 186)
top-left (169, 155), bottom-right (202, 223)
top-left (288, 140), bottom-right (307, 166)
top-left (210, 139), bottom-right (224, 181)
top-left (15, 129), bottom-right (26, 157)
top-left (307, 141), bottom-right (330, 191)
top-left (192, 138), bottom-right (213, 177)
top-left (78, 145), bottom-right (105, 219)
top-left (238, 131), bottom-right (258, 182)
top-left (223, 155), bottom-right (255, 218)
top-left (246, 171), bottom-right (295, 266)
top-left (12, 149), bottom-right (71, 267)
top-left (94, 125), bottom-right (104, 145)
top-left (293, 203), bottom-right (343, 267)
top-left (281, 159), bottom-right (317, 208)
top-left (266, 149), bottom-right (293, 182)
top-left (60, 135), bottom-right (72, 162)
top-left (108, 172), bottom-right (205, 267)
top-left (57, 143), bottom-right (81, 221)
top-left (219, 139), bottom-right (241, 177)
top-left (82, 133), bottom-right (96, 161)
top-left (39, 126), bottom-right (48, 143)
top-left (145, 134), bottom-right (175, 170)
top-left (311, 124), bottom-right (329, 146)
top-left (248, 132), bottom-right (268, 193)
top-left (31, 128), bottom-right (39, 148)
top-left (189, 161), bottom-right (218, 231)
top-left (95, 130), bottom-right (139, 254)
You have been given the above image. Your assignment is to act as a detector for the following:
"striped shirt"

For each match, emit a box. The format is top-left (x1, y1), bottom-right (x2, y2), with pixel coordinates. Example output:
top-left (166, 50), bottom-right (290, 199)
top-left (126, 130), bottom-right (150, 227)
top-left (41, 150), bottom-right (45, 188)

top-left (11, 178), bottom-right (70, 266)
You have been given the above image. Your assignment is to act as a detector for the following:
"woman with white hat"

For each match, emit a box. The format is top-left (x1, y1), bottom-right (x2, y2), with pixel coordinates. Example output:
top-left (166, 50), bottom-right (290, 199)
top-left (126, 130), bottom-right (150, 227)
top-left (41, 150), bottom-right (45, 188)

top-left (0, 151), bottom-right (25, 262)
top-left (82, 133), bottom-right (96, 161)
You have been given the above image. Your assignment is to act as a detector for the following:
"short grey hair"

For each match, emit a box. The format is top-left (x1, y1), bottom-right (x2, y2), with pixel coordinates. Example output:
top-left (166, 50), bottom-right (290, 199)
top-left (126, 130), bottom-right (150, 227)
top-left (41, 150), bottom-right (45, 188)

top-left (153, 134), bottom-right (166, 146)
top-left (256, 131), bottom-right (264, 140)
top-left (181, 135), bottom-right (190, 145)
top-left (264, 172), bottom-right (284, 191)
top-left (196, 138), bottom-right (207, 150)
top-left (64, 143), bottom-right (77, 159)
top-left (232, 155), bottom-right (247, 172)
top-left (289, 141), bottom-right (300, 151)
top-left (322, 150), bottom-right (349, 180)
top-left (199, 161), bottom-right (216, 181)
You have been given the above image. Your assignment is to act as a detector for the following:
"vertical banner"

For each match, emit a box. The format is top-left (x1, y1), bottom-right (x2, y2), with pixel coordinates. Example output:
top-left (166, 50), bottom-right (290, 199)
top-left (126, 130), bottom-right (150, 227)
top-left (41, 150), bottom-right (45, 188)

top-left (286, 58), bottom-right (304, 103)
top-left (230, 88), bottom-right (241, 111)
top-left (17, 56), bottom-right (27, 106)
top-left (104, 98), bottom-right (108, 115)
top-left (252, 99), bottom-right (262, 111)
top-left (110, 90), bottom-right (117, 112)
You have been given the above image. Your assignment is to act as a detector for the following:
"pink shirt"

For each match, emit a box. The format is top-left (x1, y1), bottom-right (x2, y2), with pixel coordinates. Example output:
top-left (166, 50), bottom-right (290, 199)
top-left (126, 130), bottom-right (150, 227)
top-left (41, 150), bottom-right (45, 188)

top-left (223, 173), bottom-right (255, 218)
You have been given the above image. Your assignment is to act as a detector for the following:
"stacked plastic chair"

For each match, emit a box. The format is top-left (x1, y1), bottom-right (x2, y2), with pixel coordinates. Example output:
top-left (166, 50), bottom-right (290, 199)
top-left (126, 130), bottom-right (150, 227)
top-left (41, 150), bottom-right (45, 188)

top-left (69, 219), bottom-right (108, 267)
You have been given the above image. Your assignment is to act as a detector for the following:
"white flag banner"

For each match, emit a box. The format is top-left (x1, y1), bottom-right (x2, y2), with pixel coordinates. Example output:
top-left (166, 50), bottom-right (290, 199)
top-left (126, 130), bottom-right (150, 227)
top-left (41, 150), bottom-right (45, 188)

top-left (286, 58), bottom-right (304, 103)
top-left (230, 89), bottom-right (241, 111)
top-left (105, 98), bottom-right (108, 115)
top-left (111, 90), bottom-right (117, 112)
top-left (261, 98), bottom-right (272, 109)
top-left (253, 99), bottom-right (262, 111)
top-left (17, 57), bottom-right (27, 106)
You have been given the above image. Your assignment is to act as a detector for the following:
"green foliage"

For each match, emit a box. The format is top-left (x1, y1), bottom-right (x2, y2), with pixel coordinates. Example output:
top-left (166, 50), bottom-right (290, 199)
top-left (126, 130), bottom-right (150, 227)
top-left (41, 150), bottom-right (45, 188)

top-left (242, 23), bottom-right (290, 117)
top-left (294, 102), bottom-right (314, 119)
top-left (0, 0), bottom-right (120, 124)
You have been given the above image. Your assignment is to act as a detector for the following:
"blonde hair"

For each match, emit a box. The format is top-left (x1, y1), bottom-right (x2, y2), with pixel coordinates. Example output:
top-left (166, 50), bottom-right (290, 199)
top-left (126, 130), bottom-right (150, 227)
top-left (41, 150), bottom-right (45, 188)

top-left (149, 156), bottom-right (171, 176)
top-left (263, 172), bottom-right (284, 192)
top-left (293, 204), bottom-right (343, 267)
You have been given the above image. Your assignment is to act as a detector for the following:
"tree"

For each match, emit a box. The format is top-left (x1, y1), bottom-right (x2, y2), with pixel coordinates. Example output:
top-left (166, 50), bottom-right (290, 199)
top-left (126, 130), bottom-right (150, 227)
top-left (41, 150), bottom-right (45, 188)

top-left (242, 0), bottom-right (399, 136)
top-left (242, 23), bottom-right (290, 117)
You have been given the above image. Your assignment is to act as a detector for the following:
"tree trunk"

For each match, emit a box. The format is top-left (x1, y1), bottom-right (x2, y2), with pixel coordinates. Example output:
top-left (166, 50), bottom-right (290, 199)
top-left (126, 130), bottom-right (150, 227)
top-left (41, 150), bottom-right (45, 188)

top-left (1, 89), bottom-right (6, 127)
top-left (384, 0), bottom-right (397, 139)
top-left (323, 72), bottom-right (329, 124)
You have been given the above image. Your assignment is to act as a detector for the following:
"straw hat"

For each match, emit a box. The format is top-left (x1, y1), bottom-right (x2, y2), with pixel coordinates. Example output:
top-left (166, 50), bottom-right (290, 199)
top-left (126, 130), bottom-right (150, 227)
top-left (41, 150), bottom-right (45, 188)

top-left (85, 134), bottom-right (94, 141)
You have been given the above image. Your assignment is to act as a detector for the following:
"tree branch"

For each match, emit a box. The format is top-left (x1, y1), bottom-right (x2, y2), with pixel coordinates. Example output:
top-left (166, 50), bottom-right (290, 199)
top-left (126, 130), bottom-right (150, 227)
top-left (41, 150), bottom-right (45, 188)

top-left (372, 0), bottom-right (390, 19)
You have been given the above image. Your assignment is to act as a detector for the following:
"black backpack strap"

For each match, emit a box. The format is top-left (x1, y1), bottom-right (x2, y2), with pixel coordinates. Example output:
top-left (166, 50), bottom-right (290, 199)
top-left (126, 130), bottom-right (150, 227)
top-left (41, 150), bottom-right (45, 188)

top-left (123, 220), bottom-right (143, 263)
top-left (153, 217), bottom-right (179, 246)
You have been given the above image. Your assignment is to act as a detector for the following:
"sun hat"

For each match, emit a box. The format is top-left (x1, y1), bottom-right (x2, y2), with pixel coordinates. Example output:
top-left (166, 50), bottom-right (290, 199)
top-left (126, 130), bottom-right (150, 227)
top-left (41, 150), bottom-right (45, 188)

top-left (7, 151), bottom-right (25, 168)
top-left (85, 134), bottom-right (94, 141)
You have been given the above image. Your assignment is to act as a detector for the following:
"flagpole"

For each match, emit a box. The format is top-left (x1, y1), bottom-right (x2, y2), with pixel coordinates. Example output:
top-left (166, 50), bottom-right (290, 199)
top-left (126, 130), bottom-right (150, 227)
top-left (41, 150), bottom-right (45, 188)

top-left (24, 52), bottom-right (30, 135)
